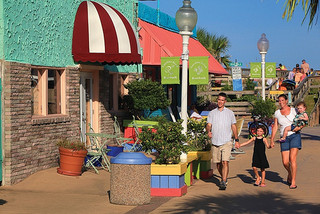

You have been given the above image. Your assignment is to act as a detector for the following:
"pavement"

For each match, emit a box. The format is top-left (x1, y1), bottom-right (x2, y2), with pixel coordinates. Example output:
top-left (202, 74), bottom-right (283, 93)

top-left (1, 126), bottom-right (320, 214)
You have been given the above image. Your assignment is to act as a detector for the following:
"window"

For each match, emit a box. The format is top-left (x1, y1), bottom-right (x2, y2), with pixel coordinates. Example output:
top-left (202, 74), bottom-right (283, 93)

top-left (31, 67), bottom-right (66, 116)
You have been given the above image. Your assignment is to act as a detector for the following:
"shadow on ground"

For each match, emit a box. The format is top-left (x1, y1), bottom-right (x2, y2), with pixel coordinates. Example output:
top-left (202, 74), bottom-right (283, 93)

top-left (0, 199), bottom-right (7, 205)
top-left (158, 192), bottom-right (320, 214)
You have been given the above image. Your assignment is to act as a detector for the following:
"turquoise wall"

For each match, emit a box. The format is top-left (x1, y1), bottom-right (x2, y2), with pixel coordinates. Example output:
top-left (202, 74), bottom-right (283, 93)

top-left (138, 3), bottom-right (197, 37)
top-left (0, 0), bottom-right (138, 68)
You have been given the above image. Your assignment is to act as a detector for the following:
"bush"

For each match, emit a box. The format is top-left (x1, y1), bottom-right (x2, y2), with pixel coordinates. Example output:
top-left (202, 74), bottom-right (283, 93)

top-left (244, 77), bottom-right (256, 90)
top-left (250, 98), bottom-right (276, 120)
top-left (139, 120), bottom-right (187, 164)
top-left (186, 119), bottom-right (211, 151)
top-left (123, 79), bottom-right (170, 119)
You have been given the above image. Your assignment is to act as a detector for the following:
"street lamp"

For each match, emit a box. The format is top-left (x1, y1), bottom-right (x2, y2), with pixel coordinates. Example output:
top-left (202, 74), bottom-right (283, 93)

top-left (176, 0), bottom-right (197, 134)
top-left (257, 33), bottom-right (269, 101)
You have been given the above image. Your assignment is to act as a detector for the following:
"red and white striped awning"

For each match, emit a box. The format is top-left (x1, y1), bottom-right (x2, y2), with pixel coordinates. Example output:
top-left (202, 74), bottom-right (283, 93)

top-left (72, 1), bottom-right (141, 64)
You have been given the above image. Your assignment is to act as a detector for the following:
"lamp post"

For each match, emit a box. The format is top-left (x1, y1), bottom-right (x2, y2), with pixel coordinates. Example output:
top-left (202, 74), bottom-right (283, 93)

top-left (257, 33), bottom-right (269, 101)
top-left (175, 0), bottom-right (197, 134)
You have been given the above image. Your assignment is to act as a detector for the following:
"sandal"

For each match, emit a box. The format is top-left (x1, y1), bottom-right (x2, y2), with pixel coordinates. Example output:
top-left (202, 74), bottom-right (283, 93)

top-left (289, 185), bottom-right (297, 189)
top-left (254, 177), bottom-right (261, 186)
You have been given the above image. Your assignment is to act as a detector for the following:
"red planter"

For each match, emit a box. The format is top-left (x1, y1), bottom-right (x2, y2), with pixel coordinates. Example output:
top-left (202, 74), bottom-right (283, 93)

top-left (57, 147), bottom-right (88, 176)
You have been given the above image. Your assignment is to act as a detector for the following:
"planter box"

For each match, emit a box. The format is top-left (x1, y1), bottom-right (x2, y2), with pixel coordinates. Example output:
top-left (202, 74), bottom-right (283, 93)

top-left (188, 151), bottom-right (212, 161)
top-left (151, 162), bottom-right (187, 175)
top-left (150, 162), bottom-right (188, 197)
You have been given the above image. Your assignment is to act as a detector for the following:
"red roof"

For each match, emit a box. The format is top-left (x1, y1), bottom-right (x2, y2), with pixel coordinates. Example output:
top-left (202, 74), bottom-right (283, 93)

top-left (138, 19), bottom-right (228, 75)
top-left (72, 1), bottom-right (141, 64)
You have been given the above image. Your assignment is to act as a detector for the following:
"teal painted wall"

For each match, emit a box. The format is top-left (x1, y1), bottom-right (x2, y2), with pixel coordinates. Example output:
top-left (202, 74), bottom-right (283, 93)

top-left (0, 0), bottom-right (139, 68)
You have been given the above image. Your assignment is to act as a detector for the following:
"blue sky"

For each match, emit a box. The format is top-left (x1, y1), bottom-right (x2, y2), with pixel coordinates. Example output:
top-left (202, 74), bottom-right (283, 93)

top-left (141, 0), bottom-right (320, 70)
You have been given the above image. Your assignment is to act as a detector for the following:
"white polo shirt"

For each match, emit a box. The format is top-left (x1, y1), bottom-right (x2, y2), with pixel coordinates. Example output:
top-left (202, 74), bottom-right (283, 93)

top-left (207, 107), bottom-right (236, 146)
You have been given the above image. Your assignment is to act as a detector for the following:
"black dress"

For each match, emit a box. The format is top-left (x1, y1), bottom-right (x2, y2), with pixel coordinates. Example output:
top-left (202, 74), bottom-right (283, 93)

top-left (252, 138), bottom-right (269, 169)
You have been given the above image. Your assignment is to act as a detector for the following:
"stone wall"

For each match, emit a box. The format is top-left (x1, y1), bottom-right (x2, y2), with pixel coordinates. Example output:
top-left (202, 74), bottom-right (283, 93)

top-left (2, 61), bottom-right (80, 185)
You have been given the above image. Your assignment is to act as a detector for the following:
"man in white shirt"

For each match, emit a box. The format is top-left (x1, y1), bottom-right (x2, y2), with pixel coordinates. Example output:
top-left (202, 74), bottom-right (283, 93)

top-left (206, 92), bottom-right (239, 190)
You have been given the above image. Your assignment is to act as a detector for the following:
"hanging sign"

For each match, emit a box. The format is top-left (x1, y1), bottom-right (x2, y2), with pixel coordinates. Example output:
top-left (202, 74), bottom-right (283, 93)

top-left (265, 62), bottom-right (276, 78)
top-left (161, 57), bottom-right (180, 84)
top-left (232, 66), bottom-right (242, 91)
top-left (189, 56), bottom-right (209, 85)
top-left (250, 62), bottom-right (262, 78)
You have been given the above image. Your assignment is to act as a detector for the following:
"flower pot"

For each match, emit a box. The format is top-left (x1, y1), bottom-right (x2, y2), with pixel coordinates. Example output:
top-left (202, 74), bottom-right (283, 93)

top-left (57, 147), bottom-right (88, 176)
top-left (107, 145), bottom-right (124, 157)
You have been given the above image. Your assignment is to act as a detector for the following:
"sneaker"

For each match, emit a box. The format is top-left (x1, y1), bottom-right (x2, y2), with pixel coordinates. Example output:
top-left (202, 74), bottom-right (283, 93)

top-left (219, 181), bottom-right (227, 190)
top-left (221, 179), bottom-right (228, 185)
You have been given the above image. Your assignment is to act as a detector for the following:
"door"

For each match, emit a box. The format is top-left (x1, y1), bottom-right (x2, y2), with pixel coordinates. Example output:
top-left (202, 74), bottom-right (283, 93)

top-left (0, 78), bottom-right (2, 183)
top-left (80, 73), bottom-right (93, 142)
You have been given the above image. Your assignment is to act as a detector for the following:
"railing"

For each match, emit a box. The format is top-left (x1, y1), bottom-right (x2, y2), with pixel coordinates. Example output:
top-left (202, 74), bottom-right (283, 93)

top-left (309, 91), bottom-right (320, 127)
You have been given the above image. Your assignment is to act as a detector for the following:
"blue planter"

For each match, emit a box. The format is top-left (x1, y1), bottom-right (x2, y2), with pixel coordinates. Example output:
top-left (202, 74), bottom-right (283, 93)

top-left (107, 145), bottom-right (124, 157)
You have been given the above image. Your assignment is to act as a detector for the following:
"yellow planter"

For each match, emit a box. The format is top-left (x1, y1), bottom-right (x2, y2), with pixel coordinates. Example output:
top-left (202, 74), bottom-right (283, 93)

top-left (151, 162), bottom-right (187, 175)
top-left (188, 151), bottom-right (212, 161)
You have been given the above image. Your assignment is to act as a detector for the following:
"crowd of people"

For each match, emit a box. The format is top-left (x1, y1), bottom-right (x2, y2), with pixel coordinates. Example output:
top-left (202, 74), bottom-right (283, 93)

top-left (277, 59), bottom-right (314, 90)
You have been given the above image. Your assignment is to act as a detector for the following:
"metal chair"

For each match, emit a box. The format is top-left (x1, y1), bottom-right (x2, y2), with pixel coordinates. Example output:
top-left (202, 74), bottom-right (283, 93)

top-left (113, 116), bottom-right (133, 147)
top-left (85, 127), bottom-right (116, 173)
top-left (129, 116), bottom-right (143, 152)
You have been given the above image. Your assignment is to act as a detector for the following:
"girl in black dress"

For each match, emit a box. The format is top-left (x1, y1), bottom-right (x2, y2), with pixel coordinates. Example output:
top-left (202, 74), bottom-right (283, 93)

top-left (239, 125), bottom-right (270, 187)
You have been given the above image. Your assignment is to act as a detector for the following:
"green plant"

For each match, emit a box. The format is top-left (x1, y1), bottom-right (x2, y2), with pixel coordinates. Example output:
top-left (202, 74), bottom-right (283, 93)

top-left (250, 98), bottom-right (277, 120)
top-left (123, 79), bottom-right (170, 119)
top-left (244, 77), bottom-right (256, 90)
top-left (186, 119), bottom-right (211, 151)
top-left (139, 120), bottom-right (187, 164)
top-left (57, 138), bottom-right (86, 151)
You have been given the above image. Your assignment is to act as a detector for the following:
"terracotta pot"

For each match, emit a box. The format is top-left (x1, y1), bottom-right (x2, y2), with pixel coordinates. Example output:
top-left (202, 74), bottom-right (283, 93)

top-left (57, 147), bottom-right (88, 176)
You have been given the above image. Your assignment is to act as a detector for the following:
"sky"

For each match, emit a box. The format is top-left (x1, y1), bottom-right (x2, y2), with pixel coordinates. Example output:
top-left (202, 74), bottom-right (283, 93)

top-left (141, 0), bottom-right (320, 70)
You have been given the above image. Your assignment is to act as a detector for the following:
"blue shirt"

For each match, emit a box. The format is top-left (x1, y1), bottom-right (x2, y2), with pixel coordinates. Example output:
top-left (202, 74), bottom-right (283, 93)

top-left (207, 107), bottom-right (236, 146)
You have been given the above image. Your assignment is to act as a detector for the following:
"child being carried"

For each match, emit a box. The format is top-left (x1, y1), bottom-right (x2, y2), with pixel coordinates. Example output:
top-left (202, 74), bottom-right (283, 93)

top-left (280, 101), bottom-right (308, 143)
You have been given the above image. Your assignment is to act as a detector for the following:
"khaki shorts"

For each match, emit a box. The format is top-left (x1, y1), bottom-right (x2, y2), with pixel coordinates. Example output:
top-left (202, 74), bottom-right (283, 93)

top-left (212, 141), bottom-right (233, 163)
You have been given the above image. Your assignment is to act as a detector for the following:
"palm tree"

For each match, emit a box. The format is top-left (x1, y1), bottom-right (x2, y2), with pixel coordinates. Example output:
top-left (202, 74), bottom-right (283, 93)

top-left (197, 27), bottom-right (231, 68)
top-left (282, 0), bottom-right (319, 27)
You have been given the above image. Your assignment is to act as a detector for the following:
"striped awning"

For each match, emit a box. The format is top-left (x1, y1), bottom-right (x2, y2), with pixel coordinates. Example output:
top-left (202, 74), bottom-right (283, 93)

top-left (72, 1), bottom-right (141, 64)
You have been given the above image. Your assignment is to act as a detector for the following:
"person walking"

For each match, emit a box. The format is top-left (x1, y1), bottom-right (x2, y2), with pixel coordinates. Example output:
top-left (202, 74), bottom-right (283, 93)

top-left (206, 92), bottom-right (239, 190)
top-left (238, 126), bottom-right (270, 187)
top-left (271, 94), bottom-right (303, 189)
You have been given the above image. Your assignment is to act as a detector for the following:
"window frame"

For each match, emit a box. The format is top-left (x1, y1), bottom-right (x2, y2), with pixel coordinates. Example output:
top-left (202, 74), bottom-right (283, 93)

top-left (31, 67), bottom-right (66, 117)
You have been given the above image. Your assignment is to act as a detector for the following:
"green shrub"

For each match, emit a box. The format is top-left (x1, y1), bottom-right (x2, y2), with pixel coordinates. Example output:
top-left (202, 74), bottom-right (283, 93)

top-left (244, 77), bottom-right (256, 90)
top-left (250, 98), bottom-right (276, 120)
top-left (139, 120), bottom-right (187, 164)
top-left (123, 79), bottom-right (170, 119)
top-left (186, 119), bottom-right (211, 151)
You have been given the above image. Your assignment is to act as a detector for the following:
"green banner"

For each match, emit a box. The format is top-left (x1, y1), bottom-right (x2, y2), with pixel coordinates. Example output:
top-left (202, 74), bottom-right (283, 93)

top-left (250, 62), bottom-right (261, 78)
top-left (265, 62), bottom-right (276, 78)
top-left (189, 56), bottom-right (209, 85)
top-left (161, 57), bottom-right (180, 84)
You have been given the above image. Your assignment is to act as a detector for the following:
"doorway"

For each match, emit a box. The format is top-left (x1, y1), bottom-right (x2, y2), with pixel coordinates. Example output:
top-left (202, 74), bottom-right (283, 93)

top-left (80, 72), bottom-right (93, 142)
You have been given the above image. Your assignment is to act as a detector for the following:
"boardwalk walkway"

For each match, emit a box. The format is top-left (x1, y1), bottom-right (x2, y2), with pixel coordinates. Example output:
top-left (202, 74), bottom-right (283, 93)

top-left (0, 126), bottom-right (319, 214)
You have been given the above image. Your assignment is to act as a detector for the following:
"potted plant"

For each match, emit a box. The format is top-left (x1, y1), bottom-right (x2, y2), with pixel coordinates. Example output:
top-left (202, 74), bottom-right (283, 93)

top-left (186, 119), bottom-right (212, 179)
top-left (139, 120), bottom-right (187, 164)
top-left (186, 119), bottom-right (211, 152)
top-left (57, 138), bottom-right (88, 176)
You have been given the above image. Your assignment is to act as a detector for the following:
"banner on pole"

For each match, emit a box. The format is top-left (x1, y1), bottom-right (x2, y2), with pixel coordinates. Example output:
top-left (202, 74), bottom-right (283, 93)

top-left (189, 56), bottom-right (209, 85)
top-left (265, 62), bottom-right (276, 78)
top-left (250, 62), bottom-right (261, 78)
top-left (161, 57), bottom-right (180, 84)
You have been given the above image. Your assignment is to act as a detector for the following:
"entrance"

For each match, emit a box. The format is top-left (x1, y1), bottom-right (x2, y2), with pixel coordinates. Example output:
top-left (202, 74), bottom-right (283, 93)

top-left (0, 78), bottom-right (2, 184)
top-left (80, 73), bottom-right (93, 142)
